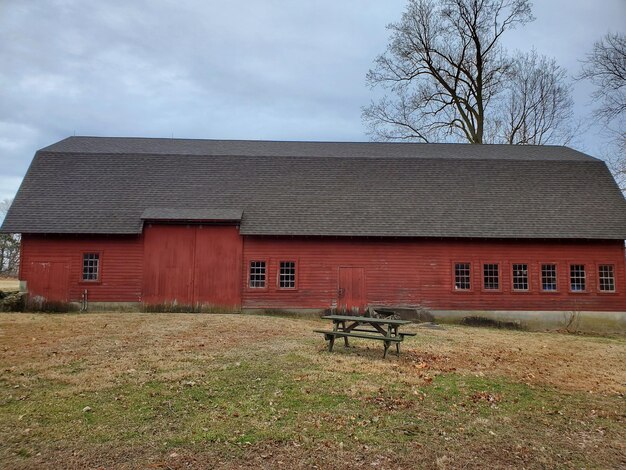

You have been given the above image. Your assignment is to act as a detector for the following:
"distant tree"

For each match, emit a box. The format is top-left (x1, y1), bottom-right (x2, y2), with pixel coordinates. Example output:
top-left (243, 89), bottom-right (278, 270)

top-left (607, 146), bottom-right (626, 192)
top-left (578, 32), bottom-right (626, 124)
top-left (0, 199), bottom-right (20, 276)
top-left (363, 0), bottom-right (534, 143)
top-left (577, 32), bottom-right (626, 191)
top-left (495, 51), bottom-right (576, 145)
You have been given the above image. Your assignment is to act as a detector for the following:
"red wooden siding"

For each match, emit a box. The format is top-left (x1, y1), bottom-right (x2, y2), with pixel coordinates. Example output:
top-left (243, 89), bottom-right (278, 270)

top-left (242, 237), bottom-right (626, 312)
top-left (20, 234), bottom-right (144, 302)
top-left (143, 224), bottom-right (242, 307)
top-left (20, 232), bottom-right (626, 312)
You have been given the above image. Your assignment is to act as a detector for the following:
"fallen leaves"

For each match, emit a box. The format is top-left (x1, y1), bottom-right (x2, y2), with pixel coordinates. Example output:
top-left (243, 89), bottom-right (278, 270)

top-left (470, 392), bottom-right (502, 405)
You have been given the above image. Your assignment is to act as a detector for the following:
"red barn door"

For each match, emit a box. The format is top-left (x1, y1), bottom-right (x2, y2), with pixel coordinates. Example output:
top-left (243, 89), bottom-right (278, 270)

top-left (143, 225), bottom-right (195, 305)
top-left (193, 225), bottom-right (242, 307)
top-left (143, 224), bottom-right (242, 308)
top-left (338, 267), bottom-right (366, 314)
top-left (27, 260), bottom-right (70, 302)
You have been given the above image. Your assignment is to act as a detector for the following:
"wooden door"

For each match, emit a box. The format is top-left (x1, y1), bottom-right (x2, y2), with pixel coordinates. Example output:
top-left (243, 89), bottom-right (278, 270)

top-left (28, 260), bottom-right (70, 302)
top-left (193, 225), bottom-right (242, 308)
top-left (143, 225), bottom-right (195, 305)
top-left (338, 267), bottom-right (366, 314)
top-left (142, 224), bottom-right (243, 308)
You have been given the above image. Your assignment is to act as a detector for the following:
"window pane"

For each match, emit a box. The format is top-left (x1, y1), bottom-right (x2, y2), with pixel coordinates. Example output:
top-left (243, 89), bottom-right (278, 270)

top-left (598, 265), bottom-right (615, 292)
top-left (483, 264), bottom-right (499, 290)
top-left (249, 261), bottom-right (266, 288)
top-left (570, 265), bottom-right (586, 291)
top-left (512, 264), bottom-right (528, 291)
top-left (541, 264), bottom-right (557, 291)
top-left (279, 261), bottom-right (296, 288)
top-left (455, 263), bottom-right (471, 290)
top-left (82, 253), bottom-right (99, 281)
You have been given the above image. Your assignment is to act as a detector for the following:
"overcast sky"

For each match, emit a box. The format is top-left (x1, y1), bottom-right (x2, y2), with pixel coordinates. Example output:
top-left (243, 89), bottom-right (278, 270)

top-left (1, 0), bottom-right (625, 201)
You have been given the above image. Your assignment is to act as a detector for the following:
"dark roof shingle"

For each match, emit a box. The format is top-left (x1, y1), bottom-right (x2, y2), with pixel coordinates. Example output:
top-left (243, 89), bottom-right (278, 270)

top-left (3, 136), bottom-right (626, 239)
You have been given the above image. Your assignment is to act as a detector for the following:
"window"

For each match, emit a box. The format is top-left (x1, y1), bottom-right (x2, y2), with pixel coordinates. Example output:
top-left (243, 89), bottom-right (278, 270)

top-left (483, 264), bottom-right (499, 290)
top-left (454, 263), bottom-right (471, 290)
top-left (279, 261), bottom-right (296, 288)
top-left (512, 264), bottom-right (529, 291)
top-left (82, 253), bottom-right (100, 281)
top-left (570, 265), bottom-right (586, 292)
top-left (249, 261), bottom-right (266, 288)
top-left (598, 265), bottom-right (615, 292)
top-left (541, 264), bottom-right (557, 291)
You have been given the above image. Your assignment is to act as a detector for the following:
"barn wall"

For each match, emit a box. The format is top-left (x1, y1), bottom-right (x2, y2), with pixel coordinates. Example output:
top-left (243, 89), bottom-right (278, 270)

top-left (20, 233), bottom-right (144, 302)
top-left (242, 237), bottom-right (626, 312)
top-left (20, 233), bottom-right (626, 312)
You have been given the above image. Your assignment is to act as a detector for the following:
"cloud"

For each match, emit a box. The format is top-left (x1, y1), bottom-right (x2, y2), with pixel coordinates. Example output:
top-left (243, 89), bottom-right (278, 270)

top-left (0, 0), bottom-right (625, 200)
top-left (0, 175), bottom-right (23, 202)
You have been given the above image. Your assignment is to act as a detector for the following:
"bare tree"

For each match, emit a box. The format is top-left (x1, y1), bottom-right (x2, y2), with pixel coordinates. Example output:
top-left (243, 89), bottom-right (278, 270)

top-left (0, 199), bottom-right (20, 277)
top-left (607, 152), bottom-right (626, 192)
top-left (363, 0), bottom-right (533, 143)
top-left (578, 32), bottom-right (626, 192)
top-left (495, 51), bottom-right (576, 145)
top-left (578, 32), bottom-right (626, 124)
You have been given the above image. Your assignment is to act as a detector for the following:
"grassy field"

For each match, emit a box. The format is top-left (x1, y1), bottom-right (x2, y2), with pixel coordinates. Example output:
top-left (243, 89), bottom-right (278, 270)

top-left (0, 313), bottom-right (624, 469)
top-left (0, 278), bottom-right (19, 291)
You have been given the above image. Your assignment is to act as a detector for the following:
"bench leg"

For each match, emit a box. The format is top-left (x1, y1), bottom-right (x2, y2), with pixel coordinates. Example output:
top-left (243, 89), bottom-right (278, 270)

top-left (328, 336), bottom-right (335, 352)
top-left (383, 341), bottom-right (390, 359)
top-left (344, 336), bottom-right (349, 348)
top-left (396, 342), bottom-right (400, 356)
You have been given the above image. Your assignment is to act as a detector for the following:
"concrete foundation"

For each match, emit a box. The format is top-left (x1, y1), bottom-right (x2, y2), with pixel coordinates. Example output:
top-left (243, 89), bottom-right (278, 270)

top-left (430, 310), bottom-right (626, 334)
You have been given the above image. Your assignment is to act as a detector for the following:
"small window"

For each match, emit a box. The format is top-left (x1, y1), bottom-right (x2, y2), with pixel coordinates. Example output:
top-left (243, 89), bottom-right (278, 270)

top-left (279, 261), bottom-right (296, 289)
top-left (82, 253), bottom-right (100, 281)
top-left (598, 265), bottom-right (615, 292)
top-left (483, 264), bottom-right (499, 290)
top-left (454, 263), bottom-right (471, 290)
top-left (541, 264), bottom-right (557, 291)
top-left (249, 261), bottom-right (266, 288)
top-left (512, 264), bottom-right (529, 291)
top-left (570, 265), bottom-right (586, 292)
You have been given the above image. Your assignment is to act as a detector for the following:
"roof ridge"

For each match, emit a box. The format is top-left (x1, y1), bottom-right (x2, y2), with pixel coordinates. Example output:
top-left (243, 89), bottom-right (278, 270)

top-left (36, 150), bottom-right (600, 163)
top-left (46, 135), bottom-right (573, 149)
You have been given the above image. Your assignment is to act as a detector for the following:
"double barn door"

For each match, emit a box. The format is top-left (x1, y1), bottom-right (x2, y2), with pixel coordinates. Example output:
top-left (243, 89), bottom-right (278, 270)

top-left (142, 225), bottom-right (242, 308)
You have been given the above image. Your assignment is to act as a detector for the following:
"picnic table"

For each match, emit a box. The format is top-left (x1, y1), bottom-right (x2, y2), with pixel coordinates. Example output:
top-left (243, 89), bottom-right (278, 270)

top-left (314, 315), bottom-right (415, 358)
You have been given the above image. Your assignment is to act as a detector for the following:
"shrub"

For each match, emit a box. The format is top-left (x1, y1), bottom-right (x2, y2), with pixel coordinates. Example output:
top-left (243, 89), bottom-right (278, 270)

top-left (460, 316), bottom-right (524, 330)
top-left (24, 296), bottom-right (78, 313)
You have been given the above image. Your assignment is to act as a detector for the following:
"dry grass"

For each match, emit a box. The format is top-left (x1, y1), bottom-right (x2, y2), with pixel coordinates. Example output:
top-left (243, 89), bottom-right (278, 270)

top-left (1, 313), bottom-right (624, 469)
top-left (0, 278), bottom-right (19, 291)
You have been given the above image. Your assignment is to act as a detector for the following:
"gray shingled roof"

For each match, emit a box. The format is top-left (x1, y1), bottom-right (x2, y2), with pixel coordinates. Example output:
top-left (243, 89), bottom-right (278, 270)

top-left (3, 136), bottom-right (626, 239)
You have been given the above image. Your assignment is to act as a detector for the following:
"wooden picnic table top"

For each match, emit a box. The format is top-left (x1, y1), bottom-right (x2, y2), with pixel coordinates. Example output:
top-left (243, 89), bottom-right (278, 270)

top-left (321, 315), bottom-right (412, 325)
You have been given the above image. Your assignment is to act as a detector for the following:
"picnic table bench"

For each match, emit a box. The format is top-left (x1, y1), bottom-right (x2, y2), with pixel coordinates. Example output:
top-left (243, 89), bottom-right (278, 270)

top-left (315, 315), bottom-right (416, 358)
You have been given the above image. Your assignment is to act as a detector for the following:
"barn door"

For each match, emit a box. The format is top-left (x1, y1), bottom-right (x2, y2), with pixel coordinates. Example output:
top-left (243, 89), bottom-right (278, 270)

top-left (28, 260), bottom-right (70, 302)
top-left (338, 267), bottom-right (366, 314)
top-left (143, 224), bottom-right (242, 308)
top-left (143, 225), bottom-right (195, 305)
top-left (193, 225), bottom-right (242, 308)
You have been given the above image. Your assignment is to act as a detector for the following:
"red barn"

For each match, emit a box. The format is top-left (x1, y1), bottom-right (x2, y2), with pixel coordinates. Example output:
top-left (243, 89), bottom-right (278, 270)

top-left (3, 137), bottom-right (626, 330)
